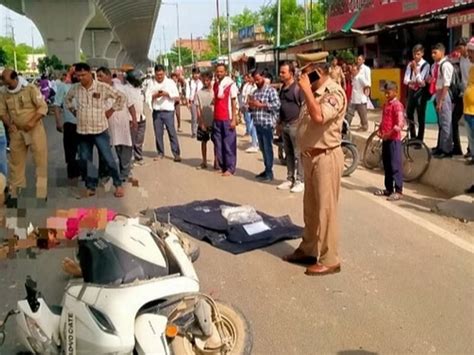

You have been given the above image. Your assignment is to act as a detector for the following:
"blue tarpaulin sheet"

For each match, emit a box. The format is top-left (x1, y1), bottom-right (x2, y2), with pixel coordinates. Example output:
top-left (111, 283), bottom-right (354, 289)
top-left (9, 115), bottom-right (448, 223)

top-left (154, 199), bottom-right (302, 255)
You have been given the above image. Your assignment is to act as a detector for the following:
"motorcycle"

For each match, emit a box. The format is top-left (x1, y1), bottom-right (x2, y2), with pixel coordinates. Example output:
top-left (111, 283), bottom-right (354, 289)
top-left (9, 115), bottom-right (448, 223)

top-left (273, 119), bottom-right (359, 177)
top-left (0, 215), bottom-right (252, 354)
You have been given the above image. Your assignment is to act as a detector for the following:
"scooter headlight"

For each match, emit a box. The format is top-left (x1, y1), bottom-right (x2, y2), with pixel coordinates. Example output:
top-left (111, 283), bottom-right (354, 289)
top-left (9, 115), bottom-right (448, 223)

top-left (24, 315), bottom-right (57, 353)
top-left (25, 315), bottom-right (49, 343)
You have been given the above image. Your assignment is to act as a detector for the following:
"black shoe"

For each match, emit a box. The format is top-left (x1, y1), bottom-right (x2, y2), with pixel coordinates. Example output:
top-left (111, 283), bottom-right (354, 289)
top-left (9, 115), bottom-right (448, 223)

top-left (260, 174), bottom-right (274, 182)
top-left (431, 147), bottom-right (440, 154)
top-left (6, 196), bottom-right (17, 209)
top-left (413, 143), bottom-right (423, 150)
top-left (173, 156), bottom-right (182, 162)
top-left (465, 185), bottom-right (474, 194)
top-left (451, 150), bottom-right (463, 156)
top-left (255, 172), bottom-right (266, 179)
top-left (434, 153), bottom-right (453, 159)
top-left (464, 152), bottom-right (472, 159)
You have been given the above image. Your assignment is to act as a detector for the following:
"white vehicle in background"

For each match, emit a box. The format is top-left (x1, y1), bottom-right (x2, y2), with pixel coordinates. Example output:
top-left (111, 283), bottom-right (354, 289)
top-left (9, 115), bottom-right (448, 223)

top-left (0, 215), bottom-right (252, 355)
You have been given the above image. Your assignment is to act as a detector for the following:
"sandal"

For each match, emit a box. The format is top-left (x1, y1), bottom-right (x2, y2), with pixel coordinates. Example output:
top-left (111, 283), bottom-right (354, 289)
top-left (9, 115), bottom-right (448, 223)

top-left (374, 189), bottom-right (391, 197)
top-left (114, 187), bottom-right (125, 198)
top-left (387, 192), bottom-right (402, 201)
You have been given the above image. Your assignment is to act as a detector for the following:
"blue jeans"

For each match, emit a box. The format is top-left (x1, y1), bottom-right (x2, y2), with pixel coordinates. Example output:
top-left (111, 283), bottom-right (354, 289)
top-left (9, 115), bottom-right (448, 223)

top-left (0, 134), bottom-right (7, 177)
top-left (256, 125), bottom-right (274, 178)
top-left (435, 94), bottom-right (453, 154)
top-left (78, 130), bottom-right (122, 190)
top-left (244, 112), bottom-right (258, 147)
top-left (465, 114), bottom-right (474, 155)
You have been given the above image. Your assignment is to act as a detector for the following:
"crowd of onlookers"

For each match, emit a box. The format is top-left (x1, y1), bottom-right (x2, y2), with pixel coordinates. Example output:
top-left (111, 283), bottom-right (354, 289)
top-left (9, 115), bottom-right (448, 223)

top-left (0, 35), bottom-right (473, 207)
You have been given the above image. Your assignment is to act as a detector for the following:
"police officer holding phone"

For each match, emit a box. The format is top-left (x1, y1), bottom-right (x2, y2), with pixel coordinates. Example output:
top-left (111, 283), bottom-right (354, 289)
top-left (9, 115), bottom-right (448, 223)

top-left (282, 52), bottom-right (347, 276)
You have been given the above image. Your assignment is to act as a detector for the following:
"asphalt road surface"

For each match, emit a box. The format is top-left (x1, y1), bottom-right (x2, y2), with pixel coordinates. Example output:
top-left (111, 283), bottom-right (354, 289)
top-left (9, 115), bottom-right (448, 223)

top-left (1, 109), bottom-right (473, 355)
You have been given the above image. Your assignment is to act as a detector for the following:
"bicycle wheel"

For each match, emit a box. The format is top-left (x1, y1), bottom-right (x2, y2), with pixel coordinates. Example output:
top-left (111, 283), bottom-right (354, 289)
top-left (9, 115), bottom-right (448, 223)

top-left (342, 143), bottom-right (359, 177)
top-left (363, 131), bottom-right (383, 170)
top-left (402, 139), bottom-right (432, 182)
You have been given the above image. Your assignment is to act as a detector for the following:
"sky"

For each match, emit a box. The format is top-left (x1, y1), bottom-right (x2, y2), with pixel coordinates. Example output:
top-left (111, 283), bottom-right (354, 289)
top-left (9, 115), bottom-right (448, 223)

top-left (0, 0), bottom-right (306, 59)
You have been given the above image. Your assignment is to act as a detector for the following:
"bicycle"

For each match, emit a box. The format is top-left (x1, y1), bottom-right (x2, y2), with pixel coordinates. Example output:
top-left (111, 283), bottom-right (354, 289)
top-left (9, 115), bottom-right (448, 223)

top-left (362, 120), bottom-right (431, 182)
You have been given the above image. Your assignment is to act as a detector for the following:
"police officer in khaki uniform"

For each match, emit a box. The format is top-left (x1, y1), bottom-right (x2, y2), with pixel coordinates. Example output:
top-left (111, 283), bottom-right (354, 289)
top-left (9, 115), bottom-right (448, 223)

top-left (0, 69), bottom-right (48, 205)
top-left (282, 52), bottom-right (347, 276)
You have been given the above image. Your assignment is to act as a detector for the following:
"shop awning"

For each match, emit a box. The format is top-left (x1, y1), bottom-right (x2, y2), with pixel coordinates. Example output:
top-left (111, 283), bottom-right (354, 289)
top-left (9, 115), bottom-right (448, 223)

top-left (230, 45), bottom-right (272, 62)
top-left (341, 10), bottom-right (362, 33)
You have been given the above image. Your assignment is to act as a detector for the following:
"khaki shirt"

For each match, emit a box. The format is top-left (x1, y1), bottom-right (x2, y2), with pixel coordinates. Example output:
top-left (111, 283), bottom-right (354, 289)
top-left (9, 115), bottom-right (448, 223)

top-left (0, 84), bottom-right (48, 130)
top-left (297, 78), bottom-right (347, 151)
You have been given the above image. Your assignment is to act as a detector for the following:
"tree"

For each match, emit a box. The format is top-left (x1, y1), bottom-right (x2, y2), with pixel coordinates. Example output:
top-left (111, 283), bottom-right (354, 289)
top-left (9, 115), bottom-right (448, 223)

top-left (157, 46), bottom-right (194, 69)
top-left (0, 48), bottom-right (7, 67)
top-left (38, 55), bottom-right (64, 74)
top-left (206, 7), bottom-right (262, 58)
top-left (0, 36), bottom-right (29, 71)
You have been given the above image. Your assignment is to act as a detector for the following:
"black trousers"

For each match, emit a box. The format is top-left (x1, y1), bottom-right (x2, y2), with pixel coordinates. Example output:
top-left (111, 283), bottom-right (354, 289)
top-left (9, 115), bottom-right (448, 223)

top-left (452, 96), bottom-right (464, 155)
top-left (406, 88), bottom-right (429, 141)
top-left (382, 140), bottom-right (403, 194)
top-left (63, 122), bottom-right (81, 179)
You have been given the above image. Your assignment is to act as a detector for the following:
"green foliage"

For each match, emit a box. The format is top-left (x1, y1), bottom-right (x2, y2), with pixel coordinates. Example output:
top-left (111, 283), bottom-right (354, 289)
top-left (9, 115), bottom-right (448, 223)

top-left (205, 0), bottom-right (326, 55)
top-left (157, 46), bottom-right (194, 69)
top-left (0, 48), bottom-right (7, 67)
top-left (0, 36), bottom-right (29, 71)
top-left (337, 49), bottom-right (356, 63)
top-left (38, 55), bottom-right (64, 74)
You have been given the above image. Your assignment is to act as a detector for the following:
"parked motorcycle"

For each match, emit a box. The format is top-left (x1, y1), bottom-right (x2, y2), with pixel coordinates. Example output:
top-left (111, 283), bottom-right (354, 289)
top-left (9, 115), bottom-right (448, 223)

top-left (273, 119), bottom-right (359, 177)
top-left (0, 215), bottom-right (252, 354)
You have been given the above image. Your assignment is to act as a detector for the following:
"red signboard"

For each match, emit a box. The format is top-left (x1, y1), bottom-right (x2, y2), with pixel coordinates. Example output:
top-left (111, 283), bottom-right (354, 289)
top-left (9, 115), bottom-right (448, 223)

top-left (447, 8), bottom-right (474, 28)
top-left (327, 0), bottom-right (463, 32)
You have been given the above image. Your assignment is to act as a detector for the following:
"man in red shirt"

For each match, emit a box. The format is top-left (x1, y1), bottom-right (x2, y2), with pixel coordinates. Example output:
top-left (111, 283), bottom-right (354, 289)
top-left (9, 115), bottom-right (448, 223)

top-left (374, 81), bottom-right (405, 201)
top-left (212, 64), bottom-right (238, 176)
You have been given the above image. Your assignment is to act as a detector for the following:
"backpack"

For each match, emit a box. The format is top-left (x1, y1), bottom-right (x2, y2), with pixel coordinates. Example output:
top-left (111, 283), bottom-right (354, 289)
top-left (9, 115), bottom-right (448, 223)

top-left (440, 59), bottom-right (463, 99)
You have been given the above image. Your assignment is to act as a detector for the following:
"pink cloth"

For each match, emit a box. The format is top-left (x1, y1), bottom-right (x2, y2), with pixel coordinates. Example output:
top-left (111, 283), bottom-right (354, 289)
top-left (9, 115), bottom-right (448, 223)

top-left (64, 208), bottom-right (117, 240)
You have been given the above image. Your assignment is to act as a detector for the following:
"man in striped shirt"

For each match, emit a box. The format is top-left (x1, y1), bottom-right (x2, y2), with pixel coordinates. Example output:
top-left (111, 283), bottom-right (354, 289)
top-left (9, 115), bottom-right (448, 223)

top-left (65, 62), bottom-right (126, 198)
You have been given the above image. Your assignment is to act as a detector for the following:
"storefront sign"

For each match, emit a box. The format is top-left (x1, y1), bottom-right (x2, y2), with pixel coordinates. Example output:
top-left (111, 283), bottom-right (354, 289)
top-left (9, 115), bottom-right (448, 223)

top-left (447, 9), bottom-right (474, 28)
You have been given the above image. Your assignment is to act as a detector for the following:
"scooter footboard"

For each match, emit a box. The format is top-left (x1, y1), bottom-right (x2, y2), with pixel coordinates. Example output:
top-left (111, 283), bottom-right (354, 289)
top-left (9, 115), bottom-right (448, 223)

top-left (134, 314), bottom-right (169, 355)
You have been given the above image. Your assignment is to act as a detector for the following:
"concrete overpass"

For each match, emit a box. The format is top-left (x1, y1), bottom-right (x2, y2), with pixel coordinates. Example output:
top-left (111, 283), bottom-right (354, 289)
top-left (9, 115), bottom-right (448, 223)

top-left (1, 0), bottom-right (162, 69)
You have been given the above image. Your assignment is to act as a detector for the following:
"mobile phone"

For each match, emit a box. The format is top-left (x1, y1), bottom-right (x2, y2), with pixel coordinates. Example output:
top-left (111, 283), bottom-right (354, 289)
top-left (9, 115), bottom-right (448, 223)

top-left (308, 70), bottom-right (320, 83)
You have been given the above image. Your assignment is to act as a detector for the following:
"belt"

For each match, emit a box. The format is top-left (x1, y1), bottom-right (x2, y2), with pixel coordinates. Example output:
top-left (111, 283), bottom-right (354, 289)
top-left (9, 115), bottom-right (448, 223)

top-left (303, 146), bottom-right (339, 158)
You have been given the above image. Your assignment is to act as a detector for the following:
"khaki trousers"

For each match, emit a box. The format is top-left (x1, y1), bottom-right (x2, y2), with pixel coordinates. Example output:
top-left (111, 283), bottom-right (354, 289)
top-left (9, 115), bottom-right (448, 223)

top-left (8, 121), bottom-right (48, 198)
top-left (298, 147), bottom-right (344, 266)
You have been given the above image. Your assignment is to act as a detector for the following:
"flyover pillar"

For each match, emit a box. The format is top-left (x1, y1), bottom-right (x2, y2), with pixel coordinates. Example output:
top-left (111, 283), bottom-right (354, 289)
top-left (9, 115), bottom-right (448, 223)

top-left (105, 38), bottom-right (122, 68)
top-left (82, 29), bottom-right (114, 68)
top-left (116, 50), bottom-right (127, 68)
top-left (23, 0), bottom-right (95, 65)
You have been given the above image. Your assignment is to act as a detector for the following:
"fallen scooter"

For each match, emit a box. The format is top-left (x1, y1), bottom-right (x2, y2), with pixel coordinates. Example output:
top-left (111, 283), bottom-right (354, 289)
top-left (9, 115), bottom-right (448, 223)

top-left (0, 215), bottom-right (252, 354)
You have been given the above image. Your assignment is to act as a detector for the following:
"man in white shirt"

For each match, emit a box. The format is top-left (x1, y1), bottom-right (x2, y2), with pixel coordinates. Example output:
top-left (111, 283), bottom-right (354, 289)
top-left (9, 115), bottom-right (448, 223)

top-left (146, 64), bottom-right (181, 162)
top-left (345, 58), bottom-right (371, 131)
top-left (403, 44), bottom-right (431, 141)
top-left (431, 43), bottom-right (454, 158)
top-left (125, 70), bottom-right (147, 165)
top-left (188, 68), bottom-right (203, 138)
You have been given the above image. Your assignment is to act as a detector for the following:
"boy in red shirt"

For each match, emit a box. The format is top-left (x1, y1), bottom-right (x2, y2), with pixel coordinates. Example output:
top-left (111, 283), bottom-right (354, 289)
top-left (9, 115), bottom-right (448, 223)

top-left (374, 81), bottom-right (405, 201)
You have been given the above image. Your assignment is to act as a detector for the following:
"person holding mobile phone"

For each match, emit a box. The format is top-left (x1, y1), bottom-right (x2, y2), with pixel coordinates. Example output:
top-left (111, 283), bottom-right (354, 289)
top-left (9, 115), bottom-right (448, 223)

top-left (282, 51), bottom-right (347, 277)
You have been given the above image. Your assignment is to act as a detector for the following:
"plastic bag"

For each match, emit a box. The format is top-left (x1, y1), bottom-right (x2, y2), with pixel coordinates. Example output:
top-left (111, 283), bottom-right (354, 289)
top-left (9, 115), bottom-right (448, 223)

top-left (220, 205), bottom-right (263, 225)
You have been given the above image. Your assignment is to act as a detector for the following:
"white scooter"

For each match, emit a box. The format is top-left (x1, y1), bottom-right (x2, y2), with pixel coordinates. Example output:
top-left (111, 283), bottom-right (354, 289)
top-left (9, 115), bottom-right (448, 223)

top-left (0, 215), bottom-right (252, 354)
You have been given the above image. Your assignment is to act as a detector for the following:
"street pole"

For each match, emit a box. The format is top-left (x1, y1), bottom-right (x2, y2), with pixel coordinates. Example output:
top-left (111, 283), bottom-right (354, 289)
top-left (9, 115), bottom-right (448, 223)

top-left (304, 0), bottom-right (309, 35)
top-left (216, 0), bottom-right (221, 56)
top-left (11, 26), bottom-right (17, 72)
top-left (163, 25), bottom-right (168, 71)
top-left (226, 0), bottom-right (232, 73)
top-left (191, 33), bottom-right (195, 64)
top-left (276, 0), bottom-right (281, 48)
top-left (176, 3), bottom-right (181, 68)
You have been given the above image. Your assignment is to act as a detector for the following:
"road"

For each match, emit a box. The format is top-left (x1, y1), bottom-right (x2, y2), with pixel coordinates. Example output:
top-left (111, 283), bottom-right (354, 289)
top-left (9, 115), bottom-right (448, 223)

top-left (1, 108), bottom-right (473, 355)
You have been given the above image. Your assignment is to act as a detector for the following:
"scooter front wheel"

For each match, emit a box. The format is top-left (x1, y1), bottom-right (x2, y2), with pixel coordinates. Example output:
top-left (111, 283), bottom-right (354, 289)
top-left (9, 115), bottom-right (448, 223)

top-left (170, 302), bottom-right (252, 355)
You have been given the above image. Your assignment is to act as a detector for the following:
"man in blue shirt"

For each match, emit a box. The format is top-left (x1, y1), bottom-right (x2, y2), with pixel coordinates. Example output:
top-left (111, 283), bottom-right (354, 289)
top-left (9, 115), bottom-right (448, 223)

top-left (249, 70), bottom-right (281, 181)
top-left (53, 70), bottom-right (81, 185)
